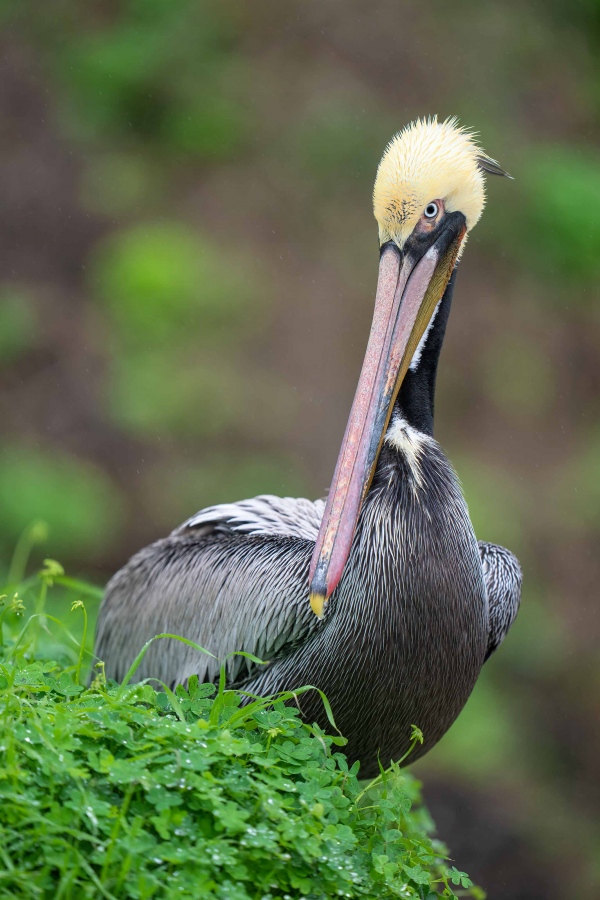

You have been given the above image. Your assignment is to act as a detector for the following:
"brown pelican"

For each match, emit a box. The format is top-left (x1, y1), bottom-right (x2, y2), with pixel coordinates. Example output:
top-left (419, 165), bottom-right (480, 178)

top-left (95, 117), bottom-right (521, 777)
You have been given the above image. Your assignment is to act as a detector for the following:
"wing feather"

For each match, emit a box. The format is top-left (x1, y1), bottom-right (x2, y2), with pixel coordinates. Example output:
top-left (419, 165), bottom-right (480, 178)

top-left (479, 541), bottom-right (522, 660)
top-left (95, 528), bottom-right (320, 688)
top-left (175, 494), bottom-right (325, 542)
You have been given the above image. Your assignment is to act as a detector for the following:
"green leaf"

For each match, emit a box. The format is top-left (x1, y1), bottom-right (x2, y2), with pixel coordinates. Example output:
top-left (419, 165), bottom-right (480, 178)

top-left (0, 554), bottom-right (476, 897)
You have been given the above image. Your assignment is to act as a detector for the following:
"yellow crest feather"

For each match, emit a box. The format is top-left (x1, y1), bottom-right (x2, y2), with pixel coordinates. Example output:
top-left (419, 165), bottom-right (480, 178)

top-left (373, 117), bottom-right (495, 246)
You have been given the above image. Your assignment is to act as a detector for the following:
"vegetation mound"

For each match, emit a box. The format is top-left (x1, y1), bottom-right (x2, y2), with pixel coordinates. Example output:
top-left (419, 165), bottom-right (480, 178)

top-left (0, 561), bottom-right (480, 899)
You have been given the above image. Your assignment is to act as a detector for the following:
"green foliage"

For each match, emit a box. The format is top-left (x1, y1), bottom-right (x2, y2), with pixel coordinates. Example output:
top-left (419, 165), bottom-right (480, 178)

top-left (488, 145), bottom-right (600, 289)
top-left (51, 0), bottom-right (246, 158)
top-left (0, 447), bottom-right (122, 559)
top-left (91, 223), bottom-right (265, 345)
top-left (521, 148), bottom-right (600, 282)
top-left (0, 562), bottom-right (480, 899)
top-left (90, 222), bottom-right (270, 439)
top-left (109, 352), bottom-right (244, 439)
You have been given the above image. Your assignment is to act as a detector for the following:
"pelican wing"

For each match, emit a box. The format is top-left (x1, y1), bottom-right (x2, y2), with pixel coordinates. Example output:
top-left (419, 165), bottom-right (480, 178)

top-left (95, 497), bottom-right (325, 689)
top-left (479, 541), bottom-right (522, 660)
top-left (175, 494), bottom-right (325, 541)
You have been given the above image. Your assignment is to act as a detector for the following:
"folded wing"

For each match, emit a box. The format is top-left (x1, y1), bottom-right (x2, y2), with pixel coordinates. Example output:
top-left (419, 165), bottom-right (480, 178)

top-left (479, 541), bottom-right (522, 660)
top-left (95, 495), bottom-right (326, 688)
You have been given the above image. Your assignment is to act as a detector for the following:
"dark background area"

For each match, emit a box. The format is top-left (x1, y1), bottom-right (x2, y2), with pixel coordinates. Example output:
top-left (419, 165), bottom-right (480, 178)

top-left (0, 2), bottom-right (599, 897)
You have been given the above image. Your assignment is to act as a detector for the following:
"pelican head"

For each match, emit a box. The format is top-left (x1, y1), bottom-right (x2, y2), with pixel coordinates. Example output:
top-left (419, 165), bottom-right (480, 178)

top-left (373, 116), bottom-right (502, 245)
top-left (310, 117), bottom-right (509, 616)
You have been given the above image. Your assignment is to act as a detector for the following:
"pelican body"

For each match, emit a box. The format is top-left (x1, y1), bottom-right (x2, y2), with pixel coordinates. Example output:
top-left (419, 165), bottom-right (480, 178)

top-left (96, 119), bottom-right (521, 777)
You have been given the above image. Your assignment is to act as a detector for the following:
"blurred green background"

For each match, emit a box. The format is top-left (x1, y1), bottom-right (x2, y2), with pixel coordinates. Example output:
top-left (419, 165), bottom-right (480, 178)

top-left (0, 1), bottom-right (599, 897)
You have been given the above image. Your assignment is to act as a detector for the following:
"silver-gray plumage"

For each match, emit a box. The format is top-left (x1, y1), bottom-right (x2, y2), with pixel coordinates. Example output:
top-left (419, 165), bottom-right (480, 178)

top-left (179, 495), bottom-right (326, 542)
top-left (479, 540), bottom-right (521, 660)
top-left (95, 425), bottom-right (521, 777)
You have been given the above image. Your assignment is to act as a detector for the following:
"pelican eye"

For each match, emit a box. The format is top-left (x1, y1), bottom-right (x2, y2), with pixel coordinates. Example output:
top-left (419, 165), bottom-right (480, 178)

top-left (424, 202), bottom-right (439, 219)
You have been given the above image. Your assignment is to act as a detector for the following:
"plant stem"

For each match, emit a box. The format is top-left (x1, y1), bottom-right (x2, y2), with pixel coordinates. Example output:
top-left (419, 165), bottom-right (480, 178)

top-left (74, 603), bottom-right (87, 686)
top-left (7, 521), bottom-right (48, 585)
